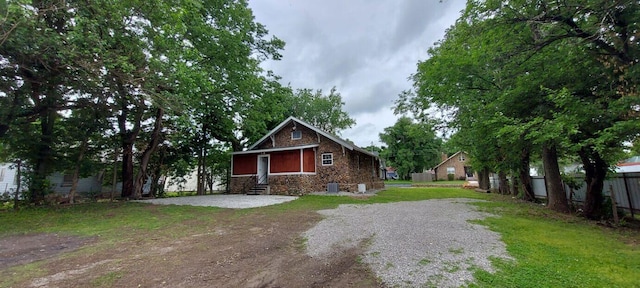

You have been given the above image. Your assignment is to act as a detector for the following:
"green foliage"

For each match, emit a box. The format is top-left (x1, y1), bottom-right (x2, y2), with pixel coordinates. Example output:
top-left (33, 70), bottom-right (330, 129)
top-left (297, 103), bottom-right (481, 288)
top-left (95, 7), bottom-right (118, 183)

top-left (397, 0), bottom-right (640, 216)
top-left (379, 117), bottom-right (442, 180)
top-left (286, 87), bottom-right (356, 135)
top-left (0, 0), bottom-right (289, 201)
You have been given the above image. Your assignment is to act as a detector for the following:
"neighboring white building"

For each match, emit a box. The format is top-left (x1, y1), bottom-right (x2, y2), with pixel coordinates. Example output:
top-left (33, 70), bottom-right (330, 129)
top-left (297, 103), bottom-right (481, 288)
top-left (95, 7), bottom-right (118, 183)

top-left (0, 163), bottom-right (102, 196)
top-left (0, 163), bottom-right (20, 195)
top-left (163, 170), bottom-right (223, 192)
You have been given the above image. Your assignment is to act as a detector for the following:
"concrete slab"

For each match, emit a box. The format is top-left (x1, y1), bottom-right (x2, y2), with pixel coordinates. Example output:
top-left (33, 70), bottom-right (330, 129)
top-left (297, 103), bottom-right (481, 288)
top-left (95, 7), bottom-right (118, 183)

top-left (134, 194), bottom-right (298, 209)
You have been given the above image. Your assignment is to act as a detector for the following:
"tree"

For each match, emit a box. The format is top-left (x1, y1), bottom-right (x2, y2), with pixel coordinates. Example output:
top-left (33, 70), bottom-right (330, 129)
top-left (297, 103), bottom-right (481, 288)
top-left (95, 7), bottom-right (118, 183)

top-left (397, 0), bottom-right (640, 218)
top-left (379, 117), bottom-right (442, 180)
top-left (472, 0), bottom-right (640, 219)
top-left (287, 87), bottom-right (356, 135)
top-left (1, 0), bottom-right (287, 203)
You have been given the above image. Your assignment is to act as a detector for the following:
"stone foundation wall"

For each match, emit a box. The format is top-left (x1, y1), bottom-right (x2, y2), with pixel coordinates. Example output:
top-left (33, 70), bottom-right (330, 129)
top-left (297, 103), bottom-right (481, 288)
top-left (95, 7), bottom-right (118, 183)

top-left (229, 176), bottom-right (255, 194)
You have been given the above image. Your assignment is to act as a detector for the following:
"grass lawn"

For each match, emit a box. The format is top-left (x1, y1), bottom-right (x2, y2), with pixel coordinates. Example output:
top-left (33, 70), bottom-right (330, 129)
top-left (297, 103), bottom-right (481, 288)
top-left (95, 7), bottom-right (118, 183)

top-left (384, 179), bottom-right (413, 184)
top-left (1, 188), bottom-right (638, 287)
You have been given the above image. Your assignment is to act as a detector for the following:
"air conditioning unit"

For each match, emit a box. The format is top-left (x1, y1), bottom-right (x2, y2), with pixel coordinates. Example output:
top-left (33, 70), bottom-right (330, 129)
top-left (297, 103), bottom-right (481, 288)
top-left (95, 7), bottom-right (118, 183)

top-left (327, 183), bottom-right (339, 193)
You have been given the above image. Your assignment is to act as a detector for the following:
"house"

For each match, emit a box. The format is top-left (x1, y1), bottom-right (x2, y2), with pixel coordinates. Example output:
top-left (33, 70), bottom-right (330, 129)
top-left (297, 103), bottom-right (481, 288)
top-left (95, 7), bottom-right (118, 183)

top-left (432, 151), bottom-right (474, 181)
top-left (230, 116), bottom-right (384, 195)
top-left (0, 163), bottom-right (102, 196)
top-left (616, 156), bottom-right (640, 173)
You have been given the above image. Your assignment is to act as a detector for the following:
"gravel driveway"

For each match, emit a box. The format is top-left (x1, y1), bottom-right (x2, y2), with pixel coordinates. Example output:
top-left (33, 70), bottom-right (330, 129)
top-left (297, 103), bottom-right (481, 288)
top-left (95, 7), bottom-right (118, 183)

top-left (135, 194), bottom-right (298, 209)
top-left (304, 199), bottom-right (512, 287)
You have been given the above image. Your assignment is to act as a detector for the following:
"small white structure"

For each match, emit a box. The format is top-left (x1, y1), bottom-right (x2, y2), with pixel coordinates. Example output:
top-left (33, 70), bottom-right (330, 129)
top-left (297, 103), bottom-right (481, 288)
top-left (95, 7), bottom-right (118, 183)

top-left (0, 163), bottom-right (20, 195)
top-left (163, 170), bottom-right (223, 193)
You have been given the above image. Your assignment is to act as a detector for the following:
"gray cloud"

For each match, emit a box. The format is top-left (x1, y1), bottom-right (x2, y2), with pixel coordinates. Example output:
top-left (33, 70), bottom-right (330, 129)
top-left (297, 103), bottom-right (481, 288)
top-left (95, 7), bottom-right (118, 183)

top-left (248, 0), bottom-right (466, 146)
top-left (345, 80), bottom-right (401, 116)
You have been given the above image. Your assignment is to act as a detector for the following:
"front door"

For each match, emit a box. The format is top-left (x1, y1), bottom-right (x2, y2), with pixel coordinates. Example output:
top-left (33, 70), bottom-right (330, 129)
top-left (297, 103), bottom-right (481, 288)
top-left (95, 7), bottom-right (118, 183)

top-left (257, 155), bottom-right (269, 184)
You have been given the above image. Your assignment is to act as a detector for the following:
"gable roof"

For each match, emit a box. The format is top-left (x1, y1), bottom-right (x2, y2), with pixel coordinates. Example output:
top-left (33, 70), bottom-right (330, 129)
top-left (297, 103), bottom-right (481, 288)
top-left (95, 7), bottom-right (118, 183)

top-left (247, 116), bottom-right (378, 158)
top-left (432, 151), bottom-right (465, 170)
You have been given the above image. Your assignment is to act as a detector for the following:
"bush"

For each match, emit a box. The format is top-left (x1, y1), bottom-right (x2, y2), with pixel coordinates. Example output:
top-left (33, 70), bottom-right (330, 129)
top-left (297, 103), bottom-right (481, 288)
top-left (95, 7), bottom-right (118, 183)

top-left (447, 174), bottom-right (455, 181)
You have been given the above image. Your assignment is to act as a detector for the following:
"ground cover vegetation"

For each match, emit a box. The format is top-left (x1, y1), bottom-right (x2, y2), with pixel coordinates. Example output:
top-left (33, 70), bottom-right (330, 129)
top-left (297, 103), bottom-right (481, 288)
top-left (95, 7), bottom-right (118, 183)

top-left (0, 0), bottom-right (355, 205)
top-left (1, 187), bottom-right (638, 287)
top-left (395, 0), bottom-right (640, 219)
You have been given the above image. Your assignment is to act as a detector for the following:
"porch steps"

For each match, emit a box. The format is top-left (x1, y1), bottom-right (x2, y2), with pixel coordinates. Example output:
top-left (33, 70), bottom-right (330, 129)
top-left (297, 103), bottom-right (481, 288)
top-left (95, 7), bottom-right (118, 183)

top-left (247, 184), bottom-right (269, 195)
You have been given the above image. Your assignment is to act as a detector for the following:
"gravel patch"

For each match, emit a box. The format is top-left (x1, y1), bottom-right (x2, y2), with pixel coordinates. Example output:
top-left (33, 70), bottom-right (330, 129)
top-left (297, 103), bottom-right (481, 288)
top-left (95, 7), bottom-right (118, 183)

top-left (134, 194), bottom-right (298, 209)
top-left (303, 199), bottom-right (512, 287)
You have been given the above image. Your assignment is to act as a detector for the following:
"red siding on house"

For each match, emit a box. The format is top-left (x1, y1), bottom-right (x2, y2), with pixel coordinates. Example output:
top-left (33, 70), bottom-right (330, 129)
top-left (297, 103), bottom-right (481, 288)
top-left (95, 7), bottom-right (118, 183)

top-left (271, 150), bottom-right (300, 173)
top-left (303, 148), bottom-right (315, 172)
top-left (232, 154), bottom-right (257, 175)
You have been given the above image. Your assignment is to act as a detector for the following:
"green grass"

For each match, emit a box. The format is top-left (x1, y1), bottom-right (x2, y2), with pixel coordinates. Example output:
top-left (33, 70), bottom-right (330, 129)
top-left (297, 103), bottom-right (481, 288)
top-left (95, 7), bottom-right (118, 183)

top-left (417, 180), bottom-right (467, 185)
top-left (384, 179), bottom-right (413, 184)
top-left (0, 202), bottom-right (223, 240)
top-left (469, 199), bottom-right (640, 288)
top-left (1, 187), bottom-right (638, 288)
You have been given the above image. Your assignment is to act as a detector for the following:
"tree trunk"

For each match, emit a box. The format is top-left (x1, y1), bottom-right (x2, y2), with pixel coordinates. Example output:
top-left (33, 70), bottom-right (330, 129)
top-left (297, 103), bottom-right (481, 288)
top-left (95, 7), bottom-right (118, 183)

top-left (542, 144), bottom-right (570, 213)
top-left (118, 95), bottom-right (144, 199)
top-left (149, 148), bottom-right (165, 198)
top-left (498, 171), bottom-right (510, 194)
top-left (579, 147), bottom-right (608, 219)
top-left (478, 167), bottom-right (490, 190)
top-left (197, 142), bottom-right (205, 195)
top-left (31, 98), bottom-right (57, 204)
top-left (133, 108), bottom-right (164, 199)
top-left (68, 138), bottom-right (88, 204)
top-left (519, 148), bottom-right (535, 201)
top-left (111, 147), bottom-right (119, 202)
top-left (511, 170), bottom-right (519, 196)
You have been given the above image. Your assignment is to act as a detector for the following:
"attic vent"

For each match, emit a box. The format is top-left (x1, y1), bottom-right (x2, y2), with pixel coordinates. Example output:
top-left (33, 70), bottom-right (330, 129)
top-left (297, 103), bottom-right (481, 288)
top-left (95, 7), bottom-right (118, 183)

top-left (327, 183), bottom-right (339, 193)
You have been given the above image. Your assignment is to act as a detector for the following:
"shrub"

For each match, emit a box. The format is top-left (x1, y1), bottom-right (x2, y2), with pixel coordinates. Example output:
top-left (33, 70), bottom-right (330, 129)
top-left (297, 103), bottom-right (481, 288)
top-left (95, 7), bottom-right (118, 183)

top-left (447, 174), bottom-right (455, 181)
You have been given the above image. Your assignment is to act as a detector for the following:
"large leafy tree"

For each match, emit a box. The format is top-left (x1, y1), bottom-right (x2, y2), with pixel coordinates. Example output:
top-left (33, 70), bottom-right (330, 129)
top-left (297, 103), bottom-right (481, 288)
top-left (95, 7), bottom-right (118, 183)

top-left (473, 0), bottom-right (640, 218)
top-left (0, 0), bottom-right (286, 202)
top-left (400, 0), bottom-right (639, 218)
top-left (379, 117), bottom-right (442, 180)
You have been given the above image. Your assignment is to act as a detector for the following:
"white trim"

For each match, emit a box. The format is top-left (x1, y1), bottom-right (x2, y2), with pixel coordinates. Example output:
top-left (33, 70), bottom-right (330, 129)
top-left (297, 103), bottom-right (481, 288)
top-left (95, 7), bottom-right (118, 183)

top-left (257, 155), bottom-right (270, 184)
top-left (246, 116), bottom-right (378, 158)
top-left (269, 172), bottom-right (317, 176)
top-left (232, 144), bottom-right (319, 155)
top-left (291, 130), bottom-right (302, 140)
top-left (231, 174), bottom-right (256, 177)
top-left (300, 149), bottom-right (304, 173)
top-left (321, 153), bottom-right (334, 166)
top-left (433, 151), bottom-right (465, 170)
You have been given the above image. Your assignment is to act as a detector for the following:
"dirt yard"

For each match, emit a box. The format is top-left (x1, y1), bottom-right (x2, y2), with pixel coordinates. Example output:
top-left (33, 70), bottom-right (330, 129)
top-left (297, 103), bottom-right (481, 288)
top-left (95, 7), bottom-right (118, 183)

top-left (0, 208), bottom-right (381, 287)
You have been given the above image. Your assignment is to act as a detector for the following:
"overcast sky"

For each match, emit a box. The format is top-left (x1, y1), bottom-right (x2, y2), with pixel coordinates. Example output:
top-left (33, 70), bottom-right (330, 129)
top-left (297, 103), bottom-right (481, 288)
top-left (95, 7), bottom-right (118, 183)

top-left (248, 0), bottom-right (466, 147)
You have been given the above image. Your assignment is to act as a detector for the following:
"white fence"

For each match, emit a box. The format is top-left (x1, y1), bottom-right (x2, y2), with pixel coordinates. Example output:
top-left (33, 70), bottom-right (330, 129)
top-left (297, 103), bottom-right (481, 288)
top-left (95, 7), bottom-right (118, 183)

top-left (529, 173), bottom-right (640, 216)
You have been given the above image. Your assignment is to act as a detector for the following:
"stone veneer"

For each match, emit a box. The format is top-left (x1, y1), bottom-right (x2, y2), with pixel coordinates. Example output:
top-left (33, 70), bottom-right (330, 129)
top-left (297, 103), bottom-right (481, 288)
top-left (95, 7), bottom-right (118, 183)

top-left (230, 120), bottom-right (385, 195)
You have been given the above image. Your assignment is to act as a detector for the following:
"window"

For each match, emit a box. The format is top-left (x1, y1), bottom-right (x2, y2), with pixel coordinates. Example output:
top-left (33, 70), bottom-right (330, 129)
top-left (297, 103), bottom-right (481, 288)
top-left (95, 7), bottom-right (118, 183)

top-left (322, 153), bottom-right (333, 166)
top-left (62, 173), bottom-right (73, 187)
top-left (291, 130), bottom-right (302, 140)
top-left (446, 167), bottom-right (455, 174)
top-left (458, 154), bottom-right (466, 162)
